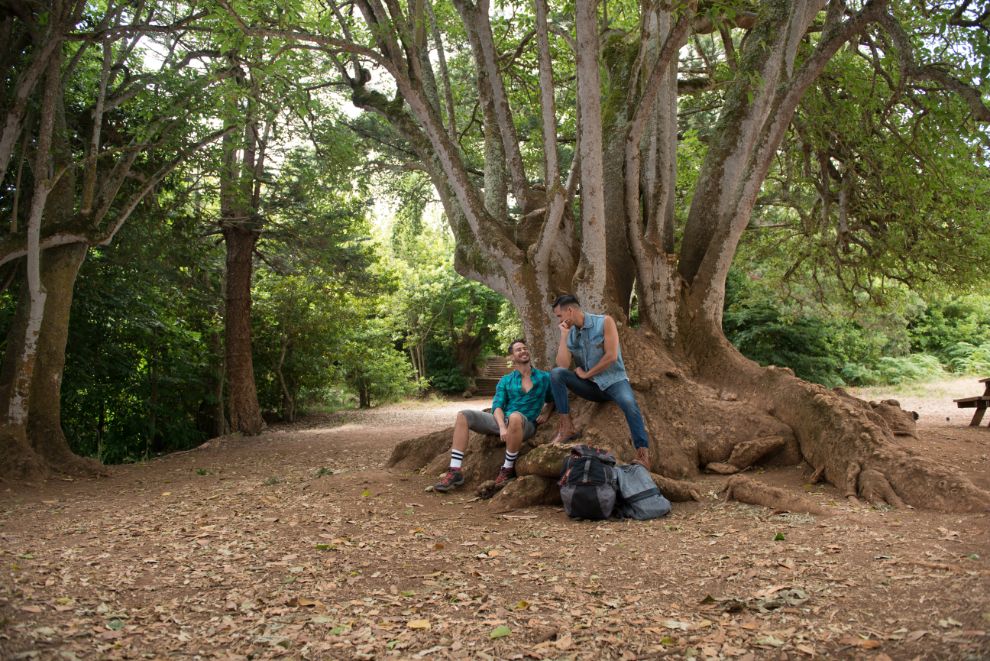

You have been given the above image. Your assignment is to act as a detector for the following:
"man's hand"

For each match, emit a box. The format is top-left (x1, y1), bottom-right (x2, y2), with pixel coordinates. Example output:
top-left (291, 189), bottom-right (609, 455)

top-left (575, 367), bottom-right (589, 379)
top-left (499, 427), bottom-right (509, 443)
top-left (634, 447), bottom-right (652, 472)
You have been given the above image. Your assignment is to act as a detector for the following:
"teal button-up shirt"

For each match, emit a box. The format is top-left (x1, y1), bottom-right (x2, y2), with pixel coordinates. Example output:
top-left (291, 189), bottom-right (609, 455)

top-left (491, 368), bottom-right (551, 423)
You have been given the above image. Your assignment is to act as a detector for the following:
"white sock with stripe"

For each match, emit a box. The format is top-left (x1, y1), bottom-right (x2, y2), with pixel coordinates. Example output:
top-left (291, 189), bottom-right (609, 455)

top-left (450, 449), bottom-right (464, 470)
top-left (502, 450), bottom-right (519, 469)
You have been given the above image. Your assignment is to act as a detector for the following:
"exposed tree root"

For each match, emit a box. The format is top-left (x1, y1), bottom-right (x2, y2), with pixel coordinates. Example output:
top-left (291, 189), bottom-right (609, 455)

top-left (705, 436), bottom-right (788, 474)
top-left (0, 427), bottom-right (47, 482)
top-left (650, 473), bottom-right (703, 502)
top-left (488, 475), bottom-right (562, 510)
top-left (690, 335), bottom-right (990, 513)
top-left (723, 475), bottom-right (829, 515)
top-left (833, 388), bottom-right (919, 437)
top-left (33, 435), bottom-right (107, 478)
top-left (727, 435), bottom-right (787, 469)
top-left (390, 422), bottom-right (705, 506)
top-left (386, 428), bottom-right (452, 472)
top-left (858, 467), bottom-right (906, 508)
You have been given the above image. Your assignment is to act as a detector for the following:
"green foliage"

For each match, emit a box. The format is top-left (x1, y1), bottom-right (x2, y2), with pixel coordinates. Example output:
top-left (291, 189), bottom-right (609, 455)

top-left (872, 354), bottom-right (946, 385)
top-left (381, 173), bottom-right (511, 392)
top-left (907, 295), bottom-right (990, 364)
top-left (742, 23), bottom-right (990, 304)
top-left (61, 186), bottom-right (222, 463)
top-left (336, 313), bottom-right (417, 407)
top-left (725, 271), bottom-right (990, 387)
top-left (724, 269), bottom-right (886, 387)
top-left (250, 147), bottom-right (400, 418)
top-left (724, 299), bottom-right (851, 388)
top-left (943, 342), bottom-right (990, 375)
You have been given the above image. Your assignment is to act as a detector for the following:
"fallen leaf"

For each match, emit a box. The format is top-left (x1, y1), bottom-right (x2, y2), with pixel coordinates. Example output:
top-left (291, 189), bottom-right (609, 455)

top-left (490, 625), bottom-right (511, 639)
top-left (839, 636), bottom-right (881, 649)
top-left (407, 619), bottom-right (431, 630)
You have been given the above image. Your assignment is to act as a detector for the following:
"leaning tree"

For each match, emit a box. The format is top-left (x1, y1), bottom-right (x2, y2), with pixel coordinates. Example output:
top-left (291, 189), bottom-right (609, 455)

top-left (0, 1), bottom-right (234, 478)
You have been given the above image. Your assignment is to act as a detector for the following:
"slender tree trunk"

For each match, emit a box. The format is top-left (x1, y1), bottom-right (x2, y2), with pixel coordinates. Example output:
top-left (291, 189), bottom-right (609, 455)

top-left (222, 224), bottom-right (264, 435)
top-left (277, 334), bottom-right (294, 422)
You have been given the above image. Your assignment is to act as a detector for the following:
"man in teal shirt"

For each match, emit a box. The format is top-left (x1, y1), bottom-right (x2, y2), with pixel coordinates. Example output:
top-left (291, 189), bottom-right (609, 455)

top-left (434, 339), bottom-right (552, 493)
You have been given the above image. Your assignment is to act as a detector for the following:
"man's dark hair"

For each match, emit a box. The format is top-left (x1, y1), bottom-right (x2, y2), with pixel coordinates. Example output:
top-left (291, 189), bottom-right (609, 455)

top-left (507, 338), bottom-right (526, 355)
top-left (552, 294), bottom-right (580, 310)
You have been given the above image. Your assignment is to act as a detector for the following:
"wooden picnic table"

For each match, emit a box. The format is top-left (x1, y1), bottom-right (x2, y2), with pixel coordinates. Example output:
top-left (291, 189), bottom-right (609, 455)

top-left (954, 377), bottom-right (990, 427)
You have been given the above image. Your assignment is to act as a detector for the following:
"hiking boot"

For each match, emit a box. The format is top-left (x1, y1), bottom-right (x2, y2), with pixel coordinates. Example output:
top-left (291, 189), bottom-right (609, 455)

top-left (493, 466), bottom-right (517, 490)
top-left (434, 468), bottom-right (465, 493)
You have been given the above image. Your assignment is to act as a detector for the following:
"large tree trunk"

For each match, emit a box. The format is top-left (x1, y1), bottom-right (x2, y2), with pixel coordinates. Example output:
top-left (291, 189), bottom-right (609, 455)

top-left (337, 0), bottom-right (988, 512)
top-left (222, 224), bottom-right (264, 435)
top-left (26, 242), bottom-right (102, 473)
top-left (0, 245), bottom-right (100, 479)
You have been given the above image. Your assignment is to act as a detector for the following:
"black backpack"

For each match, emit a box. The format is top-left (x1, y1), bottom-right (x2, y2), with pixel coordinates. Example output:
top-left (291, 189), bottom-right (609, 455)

top-left (558, 445), bottom-right (618, 519)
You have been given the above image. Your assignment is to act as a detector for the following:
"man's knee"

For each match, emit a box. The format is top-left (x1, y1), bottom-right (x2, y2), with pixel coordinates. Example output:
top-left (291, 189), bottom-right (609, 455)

top-left (612, 391), bottom-right (640, 412)
top-left (507, 412), bottom-right (525, 429)
top-left (550, 367), bottom-right (570, 383)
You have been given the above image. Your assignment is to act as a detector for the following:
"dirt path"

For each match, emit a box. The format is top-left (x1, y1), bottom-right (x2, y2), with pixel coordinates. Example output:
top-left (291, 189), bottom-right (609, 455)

top-left (1, 383), bottom-right (989, 660)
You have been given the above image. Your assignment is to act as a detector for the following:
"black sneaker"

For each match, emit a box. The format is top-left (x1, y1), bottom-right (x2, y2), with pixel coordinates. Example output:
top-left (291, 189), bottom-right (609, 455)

top-left (434, 469), bottom-right (465, 492)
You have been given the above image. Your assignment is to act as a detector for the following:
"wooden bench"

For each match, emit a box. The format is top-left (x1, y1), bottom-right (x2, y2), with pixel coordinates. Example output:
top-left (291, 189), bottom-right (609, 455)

top-left (954, 377), bottom-right (990, 427)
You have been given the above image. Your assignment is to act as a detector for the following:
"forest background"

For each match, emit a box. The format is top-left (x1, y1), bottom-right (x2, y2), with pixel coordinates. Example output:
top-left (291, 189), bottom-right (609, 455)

top-left (1, 0), bottom-right (988, 469)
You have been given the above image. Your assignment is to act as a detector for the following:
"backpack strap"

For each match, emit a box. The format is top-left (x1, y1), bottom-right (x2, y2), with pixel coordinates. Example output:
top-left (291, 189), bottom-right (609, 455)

top-left (624, 487), bottom-right (660, 503)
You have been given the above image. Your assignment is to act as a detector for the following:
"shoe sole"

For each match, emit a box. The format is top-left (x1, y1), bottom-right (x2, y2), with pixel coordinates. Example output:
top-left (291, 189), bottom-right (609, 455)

top-left (434, 479), bottom-right (465, 493)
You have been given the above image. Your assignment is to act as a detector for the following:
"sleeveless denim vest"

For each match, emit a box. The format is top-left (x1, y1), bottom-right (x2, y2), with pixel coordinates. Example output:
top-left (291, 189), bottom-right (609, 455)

top-left (566, 313), bottom-right (628, 390)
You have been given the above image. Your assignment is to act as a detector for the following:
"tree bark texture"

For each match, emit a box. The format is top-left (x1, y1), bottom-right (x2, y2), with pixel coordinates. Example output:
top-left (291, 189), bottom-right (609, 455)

top-left (222, 224), bottom-right (264, 435)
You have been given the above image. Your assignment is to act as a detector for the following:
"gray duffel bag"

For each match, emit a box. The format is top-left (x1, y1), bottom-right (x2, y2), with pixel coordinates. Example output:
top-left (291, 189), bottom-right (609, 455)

top-left (614, 463), bottom-right (671, 520)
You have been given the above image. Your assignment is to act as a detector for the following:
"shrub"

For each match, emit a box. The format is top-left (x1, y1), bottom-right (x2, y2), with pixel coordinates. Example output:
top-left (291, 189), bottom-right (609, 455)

top-left (873, 354), bottom-right (946, 384)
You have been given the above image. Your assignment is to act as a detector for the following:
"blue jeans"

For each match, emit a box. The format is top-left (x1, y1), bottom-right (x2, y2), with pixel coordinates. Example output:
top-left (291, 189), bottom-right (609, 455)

top-left (549, 367), bottom-right (649, 449)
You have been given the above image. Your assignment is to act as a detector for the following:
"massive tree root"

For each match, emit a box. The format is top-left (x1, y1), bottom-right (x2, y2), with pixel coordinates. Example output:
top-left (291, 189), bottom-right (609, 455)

top-left (682, 329), bottom-right (990, 513)
top-left (389, 326), bottom-right (990, 514)
top-left (723, 475), bottom-right (829, 515)
top-left (0, 427), bottom-right (105, 482)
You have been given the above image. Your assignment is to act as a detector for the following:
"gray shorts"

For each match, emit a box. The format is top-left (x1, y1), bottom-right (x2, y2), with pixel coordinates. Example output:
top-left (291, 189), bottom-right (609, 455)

top-left (461, 409), bottom-right (537, 440)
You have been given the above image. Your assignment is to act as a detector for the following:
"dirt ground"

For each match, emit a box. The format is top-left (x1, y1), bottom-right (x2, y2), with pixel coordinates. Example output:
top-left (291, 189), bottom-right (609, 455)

top-left (1, 377), bottom-right (988, 660)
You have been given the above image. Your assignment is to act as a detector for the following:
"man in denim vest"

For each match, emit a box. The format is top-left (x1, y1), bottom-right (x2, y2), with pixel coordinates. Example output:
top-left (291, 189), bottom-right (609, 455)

top-left (549, 294), bottom-right (651, 470)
